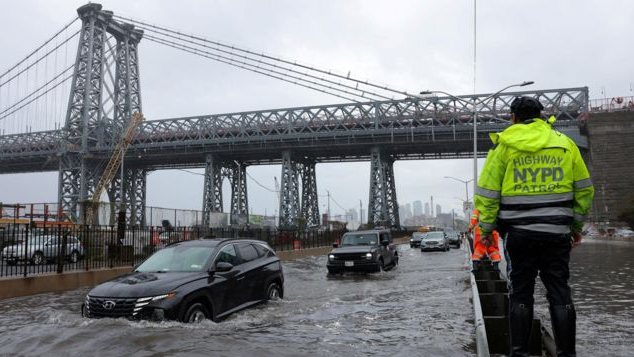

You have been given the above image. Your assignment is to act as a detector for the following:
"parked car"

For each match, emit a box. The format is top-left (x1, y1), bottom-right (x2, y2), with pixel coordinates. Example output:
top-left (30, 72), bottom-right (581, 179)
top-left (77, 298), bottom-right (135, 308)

top-left (410, 232), bottom-right (426, 248)
top-left (82, 238), bottom-right (284, 323)
top-left (420, 231), bottom-right (449, 252)
top-left (327, 229), bottom-right (398, 274)
top-left (446, 231), bottom-right (461, 248)
top-left (2, 234), bottom-right (84, 265)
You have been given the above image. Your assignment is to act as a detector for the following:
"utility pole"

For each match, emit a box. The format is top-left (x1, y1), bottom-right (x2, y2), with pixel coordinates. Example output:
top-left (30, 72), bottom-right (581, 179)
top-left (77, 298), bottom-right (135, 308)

top-left (327, 191), bottom-right (331, 222)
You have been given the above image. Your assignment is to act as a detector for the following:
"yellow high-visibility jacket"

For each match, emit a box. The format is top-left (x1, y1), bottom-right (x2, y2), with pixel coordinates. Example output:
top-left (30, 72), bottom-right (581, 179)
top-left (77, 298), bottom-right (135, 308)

top-left (474, 117), bottom-right (594, 235)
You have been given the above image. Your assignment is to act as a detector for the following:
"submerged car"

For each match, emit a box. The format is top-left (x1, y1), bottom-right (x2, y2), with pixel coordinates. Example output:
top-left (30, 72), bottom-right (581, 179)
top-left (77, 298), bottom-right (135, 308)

top-left (82, 238), bottom-right (284, 323)
top-left (326, 229), bottom-right (398, 274)
top-left (420, 231), bottom-right (449, 252)
top-left (2, 234), bottom-right (84, 265)
top-left (410, 232), bottom-right (426, 248)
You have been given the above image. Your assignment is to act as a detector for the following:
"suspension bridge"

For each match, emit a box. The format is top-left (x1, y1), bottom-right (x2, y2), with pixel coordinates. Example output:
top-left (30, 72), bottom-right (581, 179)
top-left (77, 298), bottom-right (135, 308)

top-left (0, 3), bottom-right (589, 229)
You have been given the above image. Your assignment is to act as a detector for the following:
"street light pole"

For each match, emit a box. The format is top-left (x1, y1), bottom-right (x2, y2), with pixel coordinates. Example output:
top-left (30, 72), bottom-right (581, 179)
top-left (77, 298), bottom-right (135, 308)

top-left (421, 81), bottom-right (534, 198)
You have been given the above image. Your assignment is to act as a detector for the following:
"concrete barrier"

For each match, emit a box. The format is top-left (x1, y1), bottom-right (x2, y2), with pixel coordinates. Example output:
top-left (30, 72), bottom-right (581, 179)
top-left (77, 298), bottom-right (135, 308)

top-left (0, 237), bottom-right (411, 300)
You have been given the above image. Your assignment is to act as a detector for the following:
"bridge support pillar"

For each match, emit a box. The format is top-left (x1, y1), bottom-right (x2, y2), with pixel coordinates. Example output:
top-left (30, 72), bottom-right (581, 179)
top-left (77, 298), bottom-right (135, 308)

top-left (229, 161), bottom-right (249, 226)
top-left (58, 4), bottom-right (112, 223)
top-left (202, 154), bottom-right (224, 227)
top-left (300, 159), bottom-right (320, 227)
top-left (279, 151), bottom-right (301, 229)
top-left (368, 147), bottom-right (400, 229)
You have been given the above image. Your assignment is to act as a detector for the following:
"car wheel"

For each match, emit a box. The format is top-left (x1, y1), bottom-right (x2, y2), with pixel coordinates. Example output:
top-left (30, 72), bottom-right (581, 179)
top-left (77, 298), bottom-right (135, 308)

top-left (69, 250), bottom-right (80, 264)
top-left (32, 252), bottom-right (44, 265)
top-left (183, 302), bottom-right (209, 323)
top-left (378, 258), bottom-right (385, 272)
top-left (266, 282), bottom-right (282, 301)
top-left (393, 255), bottom-right (399, 267)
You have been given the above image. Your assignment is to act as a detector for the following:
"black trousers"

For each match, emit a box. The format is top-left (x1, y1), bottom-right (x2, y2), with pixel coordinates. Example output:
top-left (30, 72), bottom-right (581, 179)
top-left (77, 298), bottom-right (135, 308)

top-left (504, 229), bottom-right (573, 306)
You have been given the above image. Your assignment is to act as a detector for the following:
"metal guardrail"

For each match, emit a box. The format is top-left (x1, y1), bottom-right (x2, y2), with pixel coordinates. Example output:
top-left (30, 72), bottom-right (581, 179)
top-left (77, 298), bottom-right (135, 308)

top-left (589, 95), bottom-right (634, 113)
top-left (0, 224), bottom-right (344, 278)
top-left (467, 235), bottom-right (491, 357)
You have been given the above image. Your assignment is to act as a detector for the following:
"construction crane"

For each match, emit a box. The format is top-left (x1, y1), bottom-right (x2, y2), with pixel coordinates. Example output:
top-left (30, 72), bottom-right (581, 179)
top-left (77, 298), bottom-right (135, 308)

top-left (85, 112), bottom-right (144, 225)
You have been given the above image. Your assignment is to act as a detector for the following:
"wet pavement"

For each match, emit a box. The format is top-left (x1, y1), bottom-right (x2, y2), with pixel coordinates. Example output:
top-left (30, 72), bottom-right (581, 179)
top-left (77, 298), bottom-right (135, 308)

top-left (1, 239), bottom-right (631, 357)
top-left (0, 244), bottom-right (475, 357)
top-left (534, 238), bottom-right (634, 357)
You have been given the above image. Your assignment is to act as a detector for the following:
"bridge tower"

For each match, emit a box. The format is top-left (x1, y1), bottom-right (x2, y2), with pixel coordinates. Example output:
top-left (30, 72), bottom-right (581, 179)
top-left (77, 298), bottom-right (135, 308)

top-left (368, 147), bottom-right (400, 229)
top-left (58, 3), bottom-right (145, 224)
top-left (108, 22), bottom-right (145, 227)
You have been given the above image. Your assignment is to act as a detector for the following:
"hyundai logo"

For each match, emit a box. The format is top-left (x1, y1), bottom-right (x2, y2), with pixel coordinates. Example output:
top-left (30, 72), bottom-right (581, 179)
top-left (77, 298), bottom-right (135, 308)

top-left (103, 300), bottom-right (116, 310)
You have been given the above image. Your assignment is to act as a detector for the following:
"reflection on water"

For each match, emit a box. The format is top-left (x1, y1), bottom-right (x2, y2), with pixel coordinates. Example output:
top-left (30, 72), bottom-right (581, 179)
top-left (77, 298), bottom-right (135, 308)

top-left (534, 239), bottom-right (634, 357)
top-left (0, 245), bottom-right (474, 357)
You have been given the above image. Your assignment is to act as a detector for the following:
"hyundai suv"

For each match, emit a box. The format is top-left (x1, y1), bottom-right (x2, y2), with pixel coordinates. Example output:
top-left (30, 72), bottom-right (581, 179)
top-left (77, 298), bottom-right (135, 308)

top-left (326, 229), bottom-right (398, 274)
top-left (82, 238), bottom-right (284, 323)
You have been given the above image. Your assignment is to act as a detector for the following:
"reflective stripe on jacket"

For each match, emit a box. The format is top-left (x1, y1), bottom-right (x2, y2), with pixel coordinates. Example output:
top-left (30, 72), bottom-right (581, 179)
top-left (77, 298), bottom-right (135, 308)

top-left (474, 117), bottom-right (594, 235)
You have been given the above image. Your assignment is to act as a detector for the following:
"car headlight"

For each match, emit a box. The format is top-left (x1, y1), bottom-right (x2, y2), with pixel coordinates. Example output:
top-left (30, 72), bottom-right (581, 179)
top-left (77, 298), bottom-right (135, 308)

top-left (134, 293), bottom-right (178, 315)
top-left (410, 238), bottom-right (414, 241)
top-left (365, 252), bottom-right (373, 259)
top-left (328, 254), bottom-right (335, 260)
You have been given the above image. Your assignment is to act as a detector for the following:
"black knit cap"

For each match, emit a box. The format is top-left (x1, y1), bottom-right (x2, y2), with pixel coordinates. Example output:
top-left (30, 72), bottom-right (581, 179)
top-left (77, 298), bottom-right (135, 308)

top-left (510, 96), bottom-right (544, 121)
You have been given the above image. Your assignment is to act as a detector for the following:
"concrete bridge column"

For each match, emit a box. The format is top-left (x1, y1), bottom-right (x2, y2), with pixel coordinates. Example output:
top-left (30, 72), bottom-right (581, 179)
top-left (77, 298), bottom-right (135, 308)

top-left (368, 147), bottom-right (400, 229)
top-left (202, 154), bottom-right (224, 227)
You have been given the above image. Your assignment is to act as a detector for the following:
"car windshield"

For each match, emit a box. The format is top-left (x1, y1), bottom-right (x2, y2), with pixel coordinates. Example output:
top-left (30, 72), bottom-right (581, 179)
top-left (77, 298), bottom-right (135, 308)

top-left (424, 232), bottom-right (444, 240)
top-left (412, 233), bottom-right (426, 239)
top-left (341, 233), bottom-right (378, 246)
top-left (136, 245), bottom-right (215, 272)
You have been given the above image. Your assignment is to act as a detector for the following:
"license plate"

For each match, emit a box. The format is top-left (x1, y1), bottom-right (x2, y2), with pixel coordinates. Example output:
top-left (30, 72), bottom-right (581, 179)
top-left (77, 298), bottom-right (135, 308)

top-left (344, 261), bottom-right (354, 267)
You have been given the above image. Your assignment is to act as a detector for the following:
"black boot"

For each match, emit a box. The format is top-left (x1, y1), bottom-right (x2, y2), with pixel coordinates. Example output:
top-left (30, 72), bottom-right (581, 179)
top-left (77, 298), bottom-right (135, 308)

top-left (509, 302), bottom-right (533, 357)
top-left (550, 304), bottom-right (576, 357)
top-left (471, 260), bottom-right (481, 273)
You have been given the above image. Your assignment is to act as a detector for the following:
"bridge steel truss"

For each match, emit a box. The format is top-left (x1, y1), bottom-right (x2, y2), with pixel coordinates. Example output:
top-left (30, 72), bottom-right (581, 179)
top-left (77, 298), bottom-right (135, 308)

top-left (57, 3), bottom-right (146, 224)
top-left (368, 147), bottom-right (399, 229)
top-left (0, 3), bottom-right (589, 230)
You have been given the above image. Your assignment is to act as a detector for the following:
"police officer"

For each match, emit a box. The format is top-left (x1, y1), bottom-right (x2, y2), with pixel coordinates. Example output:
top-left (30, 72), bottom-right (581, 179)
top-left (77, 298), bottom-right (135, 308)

top-left (474, 96), bottom-right (594, 357)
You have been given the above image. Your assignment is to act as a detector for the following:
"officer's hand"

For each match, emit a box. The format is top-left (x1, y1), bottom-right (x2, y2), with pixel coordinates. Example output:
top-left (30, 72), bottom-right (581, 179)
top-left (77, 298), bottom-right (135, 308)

top-left (571, 231), bottom-right (583, 248)
top-left (481, 233), bottom-right (493, 248)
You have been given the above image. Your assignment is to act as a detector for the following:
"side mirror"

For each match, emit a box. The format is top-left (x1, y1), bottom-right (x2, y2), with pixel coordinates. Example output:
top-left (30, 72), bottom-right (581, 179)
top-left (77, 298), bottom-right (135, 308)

top-left (332, 243), bottom-right (339, 248)
top-left (381, 240), bottom-right (390, 247)
top-left (215, 262), bottom-right (233, 272)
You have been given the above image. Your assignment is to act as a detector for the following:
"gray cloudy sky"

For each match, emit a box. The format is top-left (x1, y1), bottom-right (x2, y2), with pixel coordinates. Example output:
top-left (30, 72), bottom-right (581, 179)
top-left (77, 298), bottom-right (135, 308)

top-left (1, 0), bottom-right (633, 220)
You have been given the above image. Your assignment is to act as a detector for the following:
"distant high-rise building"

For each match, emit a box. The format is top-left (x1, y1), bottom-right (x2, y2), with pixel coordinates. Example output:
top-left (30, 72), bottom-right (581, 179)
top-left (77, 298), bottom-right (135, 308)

top-left (436, 204), bottom-right (442, 216)
top-left (431, 196), bottom-right (434, 217)
top-left (405, 203), bottom-right (412, 220)
top-left (413, 200), bottom-right (423, 216)
top-left (424, 202), bottom-right (430, 217)
top-left (346, 208), bottom-right (359, 222)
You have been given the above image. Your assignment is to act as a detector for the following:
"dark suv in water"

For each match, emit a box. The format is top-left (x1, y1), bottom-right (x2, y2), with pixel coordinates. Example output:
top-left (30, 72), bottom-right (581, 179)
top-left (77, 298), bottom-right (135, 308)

top-left (82, 239), bottom-right (284, 323)
top-left (326, 229), bottom-right (398, 274)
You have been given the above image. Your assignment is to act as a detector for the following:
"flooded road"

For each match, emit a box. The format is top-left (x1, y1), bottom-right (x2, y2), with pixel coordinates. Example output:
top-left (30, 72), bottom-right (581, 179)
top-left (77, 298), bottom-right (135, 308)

top-left (0, 244), bottom-right (475, 357)
top-left (534, 238), bottom-right (634, 357)
top-left (1, 239), bottom-right (632, 357)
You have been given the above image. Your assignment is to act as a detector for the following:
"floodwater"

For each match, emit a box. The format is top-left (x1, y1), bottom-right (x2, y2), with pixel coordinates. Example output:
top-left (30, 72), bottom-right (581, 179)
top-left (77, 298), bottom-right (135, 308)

top-left (534, 238), bottom-right (634, 357)
top-left (0, 239), bottom-right (631, 357)
top-left (0, 244), bottom-right (475, 357)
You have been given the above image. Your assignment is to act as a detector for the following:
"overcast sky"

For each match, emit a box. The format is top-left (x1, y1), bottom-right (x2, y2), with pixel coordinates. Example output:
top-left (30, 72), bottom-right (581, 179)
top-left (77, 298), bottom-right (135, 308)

top-left (1, 0), bottom-right (633, 221)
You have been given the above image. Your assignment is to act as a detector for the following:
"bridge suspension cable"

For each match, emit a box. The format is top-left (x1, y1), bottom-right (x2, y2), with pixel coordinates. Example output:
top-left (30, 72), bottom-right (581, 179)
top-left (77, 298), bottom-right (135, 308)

top-left (114, 14), bottom-right (413, 102)
top-left (0, 18), bottom-right (80, 135)
top-left (143, 34), bottom-right (362, 103)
